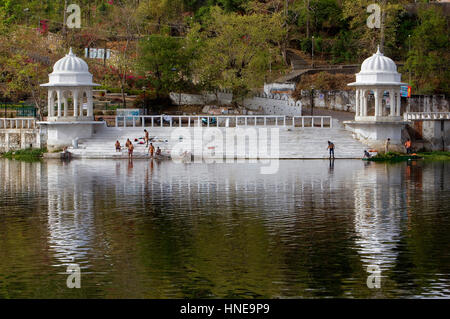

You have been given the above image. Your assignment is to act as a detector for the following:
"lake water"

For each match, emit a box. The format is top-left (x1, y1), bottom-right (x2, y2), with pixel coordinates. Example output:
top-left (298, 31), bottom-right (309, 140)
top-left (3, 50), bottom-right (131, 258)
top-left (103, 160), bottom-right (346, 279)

top-left (0, 158), bottom-right (449, 298)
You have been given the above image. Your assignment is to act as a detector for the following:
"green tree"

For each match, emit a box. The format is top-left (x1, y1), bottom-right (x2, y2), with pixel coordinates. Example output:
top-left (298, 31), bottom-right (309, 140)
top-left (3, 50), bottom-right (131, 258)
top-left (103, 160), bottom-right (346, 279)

top-left (1, 54), bottom-right (49, 119)
top-left (137, 34), bottom-right (193, 99)
top-left (189, 6), bottom-right (285, 100)
top-left (342, 0), bottom-right (407, 61)
top-left (0, 26), bottom-right (57, 119)
top-left (106, 3), bottom-right (141, 107)
top-left (404, 6), bottom-right (449, 95)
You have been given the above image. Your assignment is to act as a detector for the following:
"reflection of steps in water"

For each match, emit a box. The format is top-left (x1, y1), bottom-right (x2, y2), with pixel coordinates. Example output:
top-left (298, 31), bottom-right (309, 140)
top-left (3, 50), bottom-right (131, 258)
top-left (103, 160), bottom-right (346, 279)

top-left (69, 121), bottom-right (367, 159)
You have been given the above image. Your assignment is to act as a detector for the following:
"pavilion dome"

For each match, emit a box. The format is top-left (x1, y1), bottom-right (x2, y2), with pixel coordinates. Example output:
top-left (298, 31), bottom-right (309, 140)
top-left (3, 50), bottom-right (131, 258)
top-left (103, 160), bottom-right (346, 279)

top-left (360, 47), bottom-right (398, 73)
top-left (53, 48), bottom-right (89, 73)
top-left (348, 46), bottom-right (406, 87)
top-left (41, 48), bottom-right (99, 87)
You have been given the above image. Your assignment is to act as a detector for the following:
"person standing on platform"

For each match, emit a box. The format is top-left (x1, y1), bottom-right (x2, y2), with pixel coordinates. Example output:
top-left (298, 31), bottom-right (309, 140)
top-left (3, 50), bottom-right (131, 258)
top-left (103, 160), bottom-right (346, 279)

top-left (144, 129), bottom-right (150, 147)
top-left (327, 141), bottom-right (335, 159)
top-left (385, 138), bottom-right (391, 154)
top-left (148, 143), bottom-right (155, 158)
top-left (128, 141), bottom-right (134, 160)
top-left (404, 138), bottom-right (412, 154)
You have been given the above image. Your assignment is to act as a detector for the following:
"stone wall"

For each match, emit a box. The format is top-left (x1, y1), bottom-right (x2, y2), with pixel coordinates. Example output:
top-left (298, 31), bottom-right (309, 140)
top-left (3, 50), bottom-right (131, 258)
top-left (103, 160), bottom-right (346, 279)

top-left (407, 95), bottom-right (449, 113)
top-left (0, 129), bottom-right (41, 152)
top-left (170, 90), bottom-right (449, 116)
top-left (170, 91), bottom-right (303, 116)
top-left (263, 83), bottom-right (296, 96)
top-left (243, 94), bottom-right (302, 116)
top-left (297, 90), bottom-right (355, 112)
top-left (415, 120), bottom-right (450, 151)
top-left (170, 91), bottom-right (233, 106)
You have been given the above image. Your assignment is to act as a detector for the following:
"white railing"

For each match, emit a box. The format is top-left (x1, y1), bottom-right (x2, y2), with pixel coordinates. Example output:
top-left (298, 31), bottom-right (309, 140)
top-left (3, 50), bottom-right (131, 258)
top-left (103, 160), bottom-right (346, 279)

top-left (292, 116), bottom-right (333, 128)
top-left (404, 112), bottom-right (450, 120)
top-left (115, 115), bottom-right (332, 128)
top-left (0, 118), bottom-right (37, 129)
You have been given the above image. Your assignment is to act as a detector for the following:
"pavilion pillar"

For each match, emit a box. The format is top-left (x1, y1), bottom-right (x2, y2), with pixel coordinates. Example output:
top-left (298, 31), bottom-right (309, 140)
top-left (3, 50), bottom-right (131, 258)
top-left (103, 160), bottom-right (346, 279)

top-left (51, 92), bottom-right (55, 117)
top-left (79, 95), bottom-right (83, 117)
top-left (73, 90), bottom-right (79, 117)
top-left (374, 89), bottom-right (380, 116)
top-left (48, 90), bottom-right (54, 117)
top-left (63, 93), bottom-right (68, 117)
top-left (56, 90), bottom-right (62, 117)
top-left (362, 90), bottom-right (367, 117)
top-left (389, 90), bottom-right (395, 116)
top-left (87, 90), bottom-right (93, 117)
top-left (355, 89), bottom-right (360, 118)
top-left (396, 90), bottom-right (401, 116)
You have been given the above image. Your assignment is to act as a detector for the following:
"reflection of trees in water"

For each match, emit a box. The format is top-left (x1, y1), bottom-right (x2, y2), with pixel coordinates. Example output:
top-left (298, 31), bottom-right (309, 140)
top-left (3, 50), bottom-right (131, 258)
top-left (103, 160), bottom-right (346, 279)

top-left (395, 161), bottom-right (450, 296)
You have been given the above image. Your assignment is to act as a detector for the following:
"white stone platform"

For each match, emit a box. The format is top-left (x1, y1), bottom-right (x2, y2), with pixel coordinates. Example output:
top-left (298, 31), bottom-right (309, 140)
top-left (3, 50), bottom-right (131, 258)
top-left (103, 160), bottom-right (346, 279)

top-left (67, 120), bottom-right (367, 159)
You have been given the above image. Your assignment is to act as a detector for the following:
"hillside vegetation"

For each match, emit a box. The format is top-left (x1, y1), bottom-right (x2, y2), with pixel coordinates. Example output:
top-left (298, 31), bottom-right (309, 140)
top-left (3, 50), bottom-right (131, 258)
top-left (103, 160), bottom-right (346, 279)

top-left (0, 0), bottom-right (448, 116)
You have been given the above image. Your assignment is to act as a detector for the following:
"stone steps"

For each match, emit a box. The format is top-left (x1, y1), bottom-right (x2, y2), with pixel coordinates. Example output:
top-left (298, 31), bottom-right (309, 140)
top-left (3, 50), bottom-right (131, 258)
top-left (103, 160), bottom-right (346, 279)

top-left (68, 123), bottom-right (367, 159)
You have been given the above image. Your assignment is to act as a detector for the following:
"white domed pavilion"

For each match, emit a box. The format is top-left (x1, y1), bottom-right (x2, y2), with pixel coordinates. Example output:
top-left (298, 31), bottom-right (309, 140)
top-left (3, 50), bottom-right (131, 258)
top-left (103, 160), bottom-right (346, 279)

top-left (348, 46), bottom-right (407, 121)
top-left (344, 47), bottom-right (408, 151)
top-left (39, 48), bottom-right (103, 150)
top-left (41, 48), bottom-right (99, 121)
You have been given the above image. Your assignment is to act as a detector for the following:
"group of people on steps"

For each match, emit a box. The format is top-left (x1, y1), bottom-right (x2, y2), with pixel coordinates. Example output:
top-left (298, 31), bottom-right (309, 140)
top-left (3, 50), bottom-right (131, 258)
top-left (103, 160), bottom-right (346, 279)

top-left (114, 129), bottom-right (161, 159)
top-left (113, 132), bottom-right (412, 161)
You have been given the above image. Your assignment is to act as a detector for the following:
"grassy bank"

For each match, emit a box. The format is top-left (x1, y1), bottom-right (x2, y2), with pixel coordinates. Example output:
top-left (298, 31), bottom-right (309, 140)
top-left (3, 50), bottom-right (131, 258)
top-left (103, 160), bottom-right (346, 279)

top-left (1, 148), bottom-right (47, 161)
top-left (368, 151), bottom-right (450, 162)
top-left (416, 151), bottom-right (450, 161)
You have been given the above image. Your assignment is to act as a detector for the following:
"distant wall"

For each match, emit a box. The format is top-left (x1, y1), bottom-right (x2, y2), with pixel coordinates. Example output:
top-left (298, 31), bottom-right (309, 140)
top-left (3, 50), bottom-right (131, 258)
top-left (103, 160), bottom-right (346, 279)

top-left (263, 83), bottom-right (296, 96)
top-left (297, 90), bottom-right (355, 112)
top-left (170, 91), bottom-right (302, 116)
top-left (170, 91), bottom-right (233, 106)
top-left (0, 129), bottom-right (41, 152)
top-left (407, 95), bottom-right (449, 113)
top-left (243, 94), bottom-right (302, 116)
top-left (170, 90), bottom-right (449, 116)
top-left (297, 91), bottom-right (449, 113)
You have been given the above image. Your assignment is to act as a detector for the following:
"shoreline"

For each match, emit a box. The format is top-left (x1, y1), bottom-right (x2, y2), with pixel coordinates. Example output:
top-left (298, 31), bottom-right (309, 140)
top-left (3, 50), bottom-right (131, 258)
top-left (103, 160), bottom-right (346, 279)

top-left (2, 148), bottom-right (449, 162)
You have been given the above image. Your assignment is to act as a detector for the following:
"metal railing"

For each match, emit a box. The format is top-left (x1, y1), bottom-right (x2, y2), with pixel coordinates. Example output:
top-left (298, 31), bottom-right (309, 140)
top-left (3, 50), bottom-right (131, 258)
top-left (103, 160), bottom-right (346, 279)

top-left (115, 115), bottom-right (333, 128)
top-left (0, 118), bottom-right (37, 129)
top-left (404, 112), bottom-right (450, 120)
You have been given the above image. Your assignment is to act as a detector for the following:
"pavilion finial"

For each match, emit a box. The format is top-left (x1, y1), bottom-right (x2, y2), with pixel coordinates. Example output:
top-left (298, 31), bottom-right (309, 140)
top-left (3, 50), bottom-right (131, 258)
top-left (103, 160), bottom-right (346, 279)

top-left (376, 45), bottom-right (382, 55)
top-left (68, 47), bottom-right (74, 56)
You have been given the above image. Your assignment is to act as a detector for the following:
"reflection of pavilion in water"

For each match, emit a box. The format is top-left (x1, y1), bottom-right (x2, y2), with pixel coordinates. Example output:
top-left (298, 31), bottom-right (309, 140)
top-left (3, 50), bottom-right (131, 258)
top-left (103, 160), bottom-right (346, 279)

top-left (353, 164), bottom-right (406, 270)
top-left (47, 161), bottom-right (95, 266)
